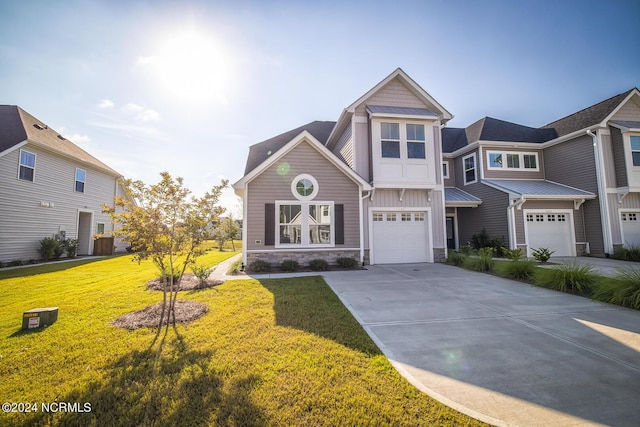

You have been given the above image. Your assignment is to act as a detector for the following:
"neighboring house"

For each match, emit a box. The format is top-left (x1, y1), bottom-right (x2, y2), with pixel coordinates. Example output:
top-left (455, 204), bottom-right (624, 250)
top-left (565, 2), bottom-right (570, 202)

top-left (233, 68), bottom-right (640, 265)
top-left (0, 105), bottom-right (125, 262)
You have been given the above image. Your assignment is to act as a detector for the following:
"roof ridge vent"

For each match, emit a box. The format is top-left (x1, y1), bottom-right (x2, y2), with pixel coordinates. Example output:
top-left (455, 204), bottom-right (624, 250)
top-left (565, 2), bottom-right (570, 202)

top-left (57, 134), bottom-right (66, 140)
top-left (33, 123), bottom-right (48, 130)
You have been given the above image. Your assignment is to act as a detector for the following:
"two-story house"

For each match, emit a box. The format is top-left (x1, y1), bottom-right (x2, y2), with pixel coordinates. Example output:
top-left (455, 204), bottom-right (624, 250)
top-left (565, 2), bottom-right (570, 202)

top-left (0, 105), bottom-right (126, 263)
top-left (233, 68), bottom-right (640, 266)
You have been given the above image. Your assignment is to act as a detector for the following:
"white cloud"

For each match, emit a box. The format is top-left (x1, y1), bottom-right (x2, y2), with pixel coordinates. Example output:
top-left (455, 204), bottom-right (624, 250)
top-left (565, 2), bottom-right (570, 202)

top-left (121, 103), bottom-right (160, 122)
top-left (97, 99), bottom-right (114, 109)
top-left (64, 133), bottom-right (92, 143)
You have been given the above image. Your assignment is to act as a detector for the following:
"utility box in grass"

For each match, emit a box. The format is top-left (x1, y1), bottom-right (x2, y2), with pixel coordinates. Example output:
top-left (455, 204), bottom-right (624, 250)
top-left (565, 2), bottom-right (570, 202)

top-left (22, 307), bottom-right (58, 330)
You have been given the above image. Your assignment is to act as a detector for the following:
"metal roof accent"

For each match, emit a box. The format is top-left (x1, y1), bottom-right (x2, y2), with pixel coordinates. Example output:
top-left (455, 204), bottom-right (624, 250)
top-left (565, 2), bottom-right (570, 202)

top-left (366, 105), bottom-right (437, 117)
top-left (444, 187), bottom-right (482, 206)
top-left (610, 120), bottom-right (640, 130)
top-left (483, 179), bottom-right (595, 198)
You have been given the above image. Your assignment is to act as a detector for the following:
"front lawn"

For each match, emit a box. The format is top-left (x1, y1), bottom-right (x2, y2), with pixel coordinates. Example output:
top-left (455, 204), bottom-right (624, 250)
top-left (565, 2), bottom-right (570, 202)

top-left (0, 253), bottom-right (484, 426)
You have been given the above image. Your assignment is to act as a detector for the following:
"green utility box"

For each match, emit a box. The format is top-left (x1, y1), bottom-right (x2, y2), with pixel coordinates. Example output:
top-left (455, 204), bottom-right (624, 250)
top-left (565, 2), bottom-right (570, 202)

top-left (22, 307), bottom-right (59, 330)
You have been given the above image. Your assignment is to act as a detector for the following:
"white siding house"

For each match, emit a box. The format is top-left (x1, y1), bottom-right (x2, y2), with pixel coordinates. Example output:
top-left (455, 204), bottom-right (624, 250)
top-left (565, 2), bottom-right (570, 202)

top-left (0, 105), bottom-right (125, 263)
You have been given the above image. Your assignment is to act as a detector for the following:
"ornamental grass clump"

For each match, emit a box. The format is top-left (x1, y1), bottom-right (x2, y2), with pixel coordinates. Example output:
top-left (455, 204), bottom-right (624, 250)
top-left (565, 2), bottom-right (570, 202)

top-left (464, 247), bottom-right (494, 272)
top-left (446, 251), bottom-right (466, 267)
top-left (503, 259), bottom-right (536, 281)
top-left (535, 262), bottom-right (596, 294)
top-left (592, 269), bottom-right (640, 309)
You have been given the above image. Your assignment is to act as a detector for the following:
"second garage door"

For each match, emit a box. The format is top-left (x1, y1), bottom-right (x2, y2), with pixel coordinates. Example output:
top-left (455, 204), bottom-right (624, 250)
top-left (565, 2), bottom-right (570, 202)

top-left (525, 211), bottom-right (575, 257)
top-left (371, 211), bottom-right (431, 264)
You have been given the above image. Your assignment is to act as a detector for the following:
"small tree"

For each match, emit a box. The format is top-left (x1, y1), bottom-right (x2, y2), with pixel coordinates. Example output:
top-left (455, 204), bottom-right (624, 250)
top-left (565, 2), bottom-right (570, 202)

top-left (104, 172), bottom-right (227, 329)
top-left (216, 216), bottom-right (240, 251)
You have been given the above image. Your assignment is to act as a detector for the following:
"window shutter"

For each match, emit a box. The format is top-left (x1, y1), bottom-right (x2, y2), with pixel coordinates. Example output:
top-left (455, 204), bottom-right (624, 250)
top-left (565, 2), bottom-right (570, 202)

top-left (335, 204), bottom-right (344, 245)
top-left (265, 204), bottom-right (275, 246)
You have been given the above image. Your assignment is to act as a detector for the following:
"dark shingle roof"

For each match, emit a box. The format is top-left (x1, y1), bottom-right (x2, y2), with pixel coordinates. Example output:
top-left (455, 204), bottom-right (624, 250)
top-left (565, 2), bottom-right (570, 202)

top-left (541, 89), bottom-right (636, 136)
top-left (0, 105), bottom-right (120, 176)
top-left (442, 117), bottom-right (557, 153)
top-left (244, 121), bottom-right (336, 175)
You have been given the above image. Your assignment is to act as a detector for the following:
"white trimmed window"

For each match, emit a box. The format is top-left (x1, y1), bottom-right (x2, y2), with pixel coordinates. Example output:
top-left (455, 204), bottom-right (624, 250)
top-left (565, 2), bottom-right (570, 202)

top-left (463, 153), bottom-right (477, 185)
top-left (75, 168), bottom-right (86, 193)
top-left (406, 124), bottom-right (426, 159)
top-left (487, 151), bottom-right (539, 171)
top-left (380, 122), bottom-right (427, 159)
top-left (277, 202), bottom-right (333, 246)
top-left (381, 122), bottom-right (400, 158)
top-left (442, 161), bottom-right (449, 179)
top-left (19, 150), bottom-right (36, 181)
top-left (631, 136), bottom-right (640, 167)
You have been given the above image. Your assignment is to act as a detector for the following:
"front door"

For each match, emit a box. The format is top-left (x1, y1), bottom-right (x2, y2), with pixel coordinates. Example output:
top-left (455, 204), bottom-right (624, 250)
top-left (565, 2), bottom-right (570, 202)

top-left (446, 217), bottom-right (456, 250)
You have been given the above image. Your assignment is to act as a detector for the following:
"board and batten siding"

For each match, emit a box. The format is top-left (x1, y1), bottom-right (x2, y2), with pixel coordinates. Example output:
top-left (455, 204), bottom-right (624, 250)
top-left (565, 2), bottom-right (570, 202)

top-left (245, 140), bottom-right (360, 252)
top-left (543, 134), bottom-right (604, 254)
top-left (0, 144), bottom-right (119, 262)
top-left (610, 126), bottom-right (627, 188)
top-left (481, 147), bottom-right (544, 180)
top-left (362, 188), bottom-right (446, 250)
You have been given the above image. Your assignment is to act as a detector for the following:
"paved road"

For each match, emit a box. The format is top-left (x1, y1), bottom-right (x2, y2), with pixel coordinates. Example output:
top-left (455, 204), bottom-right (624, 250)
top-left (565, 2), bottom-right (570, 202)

top-left (323, 263), bottom-right (640, 427)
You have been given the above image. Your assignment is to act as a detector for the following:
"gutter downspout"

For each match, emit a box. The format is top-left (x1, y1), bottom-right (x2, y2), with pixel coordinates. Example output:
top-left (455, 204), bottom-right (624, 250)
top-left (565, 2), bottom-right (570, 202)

top-left (360, 190), bottom-right (372, 265)
top-left (588, 129), bottom-right (613, 255)
top-left (508, 197), bottom-right (526, 251)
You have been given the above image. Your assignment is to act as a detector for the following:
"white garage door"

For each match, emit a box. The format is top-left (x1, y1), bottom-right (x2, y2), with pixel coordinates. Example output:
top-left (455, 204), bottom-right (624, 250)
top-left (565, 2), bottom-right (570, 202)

top-left (525, 212), bottom-right (575, 256)
top-left (620, 211), bottom-right (640, 246)
top-left (372, 211), bottom-right (431, 264)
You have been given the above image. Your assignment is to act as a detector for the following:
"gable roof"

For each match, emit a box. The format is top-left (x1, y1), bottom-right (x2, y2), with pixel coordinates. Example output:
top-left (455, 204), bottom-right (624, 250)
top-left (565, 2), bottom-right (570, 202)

top-left (0, 105), bottom-right (121, 177)
top-left (234, 130), bottom-right (371, 193)
top-left (244, 120), bottom-right (335, 175)
top-left (541, 88), bottom-right (638, 137)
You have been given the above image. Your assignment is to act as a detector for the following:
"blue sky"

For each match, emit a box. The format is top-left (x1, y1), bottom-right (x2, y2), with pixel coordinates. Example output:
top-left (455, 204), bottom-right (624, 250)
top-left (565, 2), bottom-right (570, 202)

top-left (1, 0), bottom-right (639, 214)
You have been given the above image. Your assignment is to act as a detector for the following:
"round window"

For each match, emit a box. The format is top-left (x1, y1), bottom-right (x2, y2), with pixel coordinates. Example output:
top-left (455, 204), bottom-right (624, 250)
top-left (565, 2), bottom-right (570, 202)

top-left (291, 174), bottom-right (318, 200)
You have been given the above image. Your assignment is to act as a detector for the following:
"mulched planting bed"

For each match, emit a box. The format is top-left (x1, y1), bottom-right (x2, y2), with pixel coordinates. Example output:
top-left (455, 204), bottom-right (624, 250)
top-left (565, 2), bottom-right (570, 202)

top-left (146, 273), bottom-right (224, 291)
top-left (112, 300), bottom-right (209, 330)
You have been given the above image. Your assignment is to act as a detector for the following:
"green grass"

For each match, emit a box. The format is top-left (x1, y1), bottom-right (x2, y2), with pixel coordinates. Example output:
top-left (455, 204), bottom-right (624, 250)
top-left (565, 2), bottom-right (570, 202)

top-left (495, 259), bottom-right (536, 281)
top-left (0, 253), bottom-right (484, 426)
top-left (592, 269), bottom-right (640, 309)
top-left (534, 262), bottom-right (597, 294)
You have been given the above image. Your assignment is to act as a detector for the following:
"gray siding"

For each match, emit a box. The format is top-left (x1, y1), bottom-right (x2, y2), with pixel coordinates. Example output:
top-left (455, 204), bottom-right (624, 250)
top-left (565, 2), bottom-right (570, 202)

top-left (454, 150), bottom-right (510, 246)
top-left (601, 133), bottom-right (616, 189)
top-left (543, 134), bottom-right (604, 254)
top-left (333, 125), bottom-right (354, 169)
top-left (354, 78), bottom-right (427, 114)
top-left (246, 140), bottom-right (360, 251)
top-left (0, 144), bottom-right (119, 262)
top-left (610, 126), bottom-right (627, 188)
top-left (481, 147), bottom-right (545, 180)
top-left (443, 158), bottom-right (455, 187)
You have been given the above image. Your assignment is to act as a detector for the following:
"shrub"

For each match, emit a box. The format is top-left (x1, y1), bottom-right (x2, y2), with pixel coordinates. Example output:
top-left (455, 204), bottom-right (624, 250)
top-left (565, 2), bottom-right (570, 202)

top-left (503, 247), bottom-right (523, 261)
top-left (464, 247), bottom-right (494, 272)
top-left (532, 247), bottom-right (554, 263)
top-left (471, 228), bottom-right (491, 249)
top-left (535, 262), bottom-right (596, 294)
top-left (446, 251), bottom-right (466, 267)
top-left (459, 244), bottom-right (473, 256)
top-left (503, 259), bottom-right (536, 280)
top-left (248, 260), bottom-right (271, 273)
top-left (611, 244), bottom-right (640, 262)
top-left (336, 257), bottom-right (358, 268)
top-left (227, 259), bottom-right (243, 275)
top-left (39, 237), bottom-right (63, 262)
top-left (191, 264), bottom-right (214, 285)
top-left (281, 259), bottom-right (300, 272)
top-left (8, 259), bottom-right (24, 267)
top-left (309, 259), bottom-right (329, 271)
top-left (0, 261), bottom-right (4, 268)
top-left (62, 238), bottom-right (79, 258)
top-left (592, 269), bottom-right (640, 309)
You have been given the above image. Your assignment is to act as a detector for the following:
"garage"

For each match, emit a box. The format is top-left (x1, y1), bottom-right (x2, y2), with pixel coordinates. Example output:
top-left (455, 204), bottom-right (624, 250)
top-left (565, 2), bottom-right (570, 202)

top-left (620, 211), bottom-right (640, 246)
top-left (371, 211), bottom-right (431, 264)
top-left (525, 210), bottom-right (575, 257)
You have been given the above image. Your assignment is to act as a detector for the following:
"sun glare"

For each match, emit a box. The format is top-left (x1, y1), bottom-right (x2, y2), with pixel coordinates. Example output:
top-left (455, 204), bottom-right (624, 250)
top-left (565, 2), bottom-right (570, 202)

top-left (144, 29), bottom-right (233, 103)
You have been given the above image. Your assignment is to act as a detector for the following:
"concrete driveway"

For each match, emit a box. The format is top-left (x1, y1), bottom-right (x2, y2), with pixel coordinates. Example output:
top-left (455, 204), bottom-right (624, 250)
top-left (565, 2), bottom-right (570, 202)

top-left (323, 264), bottom-right (640, 427)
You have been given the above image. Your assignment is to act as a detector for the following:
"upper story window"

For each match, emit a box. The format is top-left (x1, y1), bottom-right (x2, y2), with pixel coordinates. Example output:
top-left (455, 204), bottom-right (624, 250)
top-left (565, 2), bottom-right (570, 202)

top-left (19, 150), bottom-right (36, 181)
top-left (380, 122), bottom-right (426, 159)
top-left (291, 174), bottom-right (319, 201)
top-left (381, 122), bottom-right (400, 158)
top-left (487, 151), bottom-right (539, 171)
top-left (463, 153), bottom-right (477, 185)
top-left (442, 161), bottom-right (449, 179)
top-left (406, 124), bottom-right (426, 159)
top-left (75, 168), bottom-right (86, 193)
top-left (631, 136), bottom-right (640, 166)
